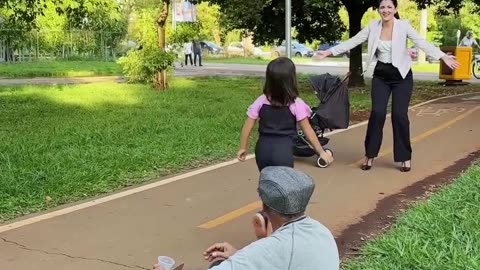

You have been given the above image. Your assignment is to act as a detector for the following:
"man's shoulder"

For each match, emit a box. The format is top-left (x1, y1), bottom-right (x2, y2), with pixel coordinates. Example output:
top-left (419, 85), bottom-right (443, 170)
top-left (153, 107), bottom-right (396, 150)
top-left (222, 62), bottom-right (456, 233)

top-left (223, 218), bottom-right (339, 270)
top-left (301, 216), bottom-right (326, 226)
top-left (302, 217), bottom-right (333, 232)
top-left (294, 217), bottom-right (337, 244)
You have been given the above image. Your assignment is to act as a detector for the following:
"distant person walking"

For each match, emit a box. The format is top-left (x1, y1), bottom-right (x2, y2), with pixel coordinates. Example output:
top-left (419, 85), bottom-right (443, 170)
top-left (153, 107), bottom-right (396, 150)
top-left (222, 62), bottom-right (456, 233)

top-left (193, 40), bottom-right (203, 66)
top-left (183, 42), bottom-right (193, 66)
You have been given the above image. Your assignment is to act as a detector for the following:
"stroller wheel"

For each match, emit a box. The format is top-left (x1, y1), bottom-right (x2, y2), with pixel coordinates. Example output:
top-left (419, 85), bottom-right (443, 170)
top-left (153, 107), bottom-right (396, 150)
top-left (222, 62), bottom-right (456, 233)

top-left (317, 149), bottom-right (333, 168)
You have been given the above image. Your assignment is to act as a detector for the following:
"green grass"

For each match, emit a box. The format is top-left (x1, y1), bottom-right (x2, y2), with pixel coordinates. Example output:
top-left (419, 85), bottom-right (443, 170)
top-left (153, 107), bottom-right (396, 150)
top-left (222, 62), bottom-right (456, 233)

top-left (1, 77), bottom-right (479, 222)
top-left (411, 63), bottom-right (441, 73)
top-left (342, 162), bottom-right (480, 270)
top-left (0, 60), bottom-right (122, 78)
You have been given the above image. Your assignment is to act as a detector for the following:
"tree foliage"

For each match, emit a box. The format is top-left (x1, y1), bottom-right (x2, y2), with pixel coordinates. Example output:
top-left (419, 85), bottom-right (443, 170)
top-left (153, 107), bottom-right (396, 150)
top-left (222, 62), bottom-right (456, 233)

top-left (205, 0), bottom-right (346, 45)
top-left (208, 0), bottom-right (479, 86)
top-left (0, 0), bottom-right (127, 61)
top-left (117, 0), bottom-right (175, 89)
top-left (435, 1), bottom-right (480, 45)
top-left (195, 2), bottom-right (222, 44)
top-left (117, 46), bottom-right (176, 85)
top-left (0, 0), bottom-right (46, 29)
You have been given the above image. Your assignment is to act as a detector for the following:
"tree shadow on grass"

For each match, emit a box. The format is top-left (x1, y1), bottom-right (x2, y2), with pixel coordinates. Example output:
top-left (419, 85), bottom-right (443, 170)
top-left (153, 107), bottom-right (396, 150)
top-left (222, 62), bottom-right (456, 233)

top-left (0, 78), bottom-right (263, 222)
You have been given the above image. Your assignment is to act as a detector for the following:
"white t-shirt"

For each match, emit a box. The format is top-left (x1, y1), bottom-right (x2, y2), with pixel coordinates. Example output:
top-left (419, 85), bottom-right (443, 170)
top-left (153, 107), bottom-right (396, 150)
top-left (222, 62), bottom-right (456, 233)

top-left (211, 217), bottom-right (340, 270)
top-left (183, 42), bottom-right (193, 54)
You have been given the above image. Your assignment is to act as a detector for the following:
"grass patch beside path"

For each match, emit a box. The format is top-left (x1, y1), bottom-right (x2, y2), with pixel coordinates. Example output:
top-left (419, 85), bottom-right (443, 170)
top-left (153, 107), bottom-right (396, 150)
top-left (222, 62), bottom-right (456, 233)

top-left (0, 60), bottom-right (122, 78)
top-left (342, 161), bottom-right (480, 270)
top-left (411, 63), bottom-right (440, 73)
top-left (1, 77), bottom-right (479, 222)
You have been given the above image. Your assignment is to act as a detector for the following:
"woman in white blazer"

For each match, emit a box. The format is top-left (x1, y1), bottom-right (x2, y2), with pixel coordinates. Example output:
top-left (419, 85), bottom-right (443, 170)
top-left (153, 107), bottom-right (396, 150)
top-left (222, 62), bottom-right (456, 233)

top-left (315, 0), bottom-right (459, 172)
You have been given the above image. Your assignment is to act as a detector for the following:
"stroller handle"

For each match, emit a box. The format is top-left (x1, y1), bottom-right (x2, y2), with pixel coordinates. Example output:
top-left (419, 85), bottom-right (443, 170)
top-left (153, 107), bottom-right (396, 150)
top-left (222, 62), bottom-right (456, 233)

top-left (340, 72), bottom-right (352, 85)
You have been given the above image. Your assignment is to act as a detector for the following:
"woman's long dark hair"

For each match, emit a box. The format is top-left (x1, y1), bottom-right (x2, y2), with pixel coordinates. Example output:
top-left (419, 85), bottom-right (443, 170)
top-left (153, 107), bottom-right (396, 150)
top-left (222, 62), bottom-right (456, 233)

top-left (263, 57), bottom-right (299, 106)
top-left (378, 0), bottom-right (400, 19)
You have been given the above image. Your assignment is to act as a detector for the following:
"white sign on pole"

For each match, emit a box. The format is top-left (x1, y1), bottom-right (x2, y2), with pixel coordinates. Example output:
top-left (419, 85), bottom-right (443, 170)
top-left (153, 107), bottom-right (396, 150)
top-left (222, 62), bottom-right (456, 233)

top-left (174, 0), bottom-right (197, 23)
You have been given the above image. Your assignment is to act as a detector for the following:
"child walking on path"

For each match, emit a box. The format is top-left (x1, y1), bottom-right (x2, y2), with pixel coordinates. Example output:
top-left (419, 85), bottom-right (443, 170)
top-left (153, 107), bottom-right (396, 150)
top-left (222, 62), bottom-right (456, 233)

top-left (237, 57), bottom-right (333, 171)
top-left (237, 57), bottom-right (334, 239)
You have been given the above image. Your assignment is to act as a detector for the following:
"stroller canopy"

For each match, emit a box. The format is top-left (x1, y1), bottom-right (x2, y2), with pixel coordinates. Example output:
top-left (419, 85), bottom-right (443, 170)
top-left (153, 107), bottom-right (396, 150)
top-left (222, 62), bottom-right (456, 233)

top-left (309, 73), bottom-right (346, 104)
top-left (308, 73), bottom-right (350, 129)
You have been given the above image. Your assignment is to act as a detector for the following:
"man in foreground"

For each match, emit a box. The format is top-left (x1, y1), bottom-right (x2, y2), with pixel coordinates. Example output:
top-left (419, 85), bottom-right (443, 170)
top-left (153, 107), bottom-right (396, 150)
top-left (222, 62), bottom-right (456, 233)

top-left (154, 166), bottom-right (340, 270)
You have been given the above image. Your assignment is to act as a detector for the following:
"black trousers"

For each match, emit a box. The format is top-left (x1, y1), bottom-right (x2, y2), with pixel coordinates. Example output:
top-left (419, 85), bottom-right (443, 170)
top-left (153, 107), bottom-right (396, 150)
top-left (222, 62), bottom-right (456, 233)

top-left (194, 52), bottom-right (202, 66)
top-left (365, 62), bottom-right (413, 162)
top-left (255, 136), bottom-right (294, 171)
top-left (184, 54), bottom-right (193, 66)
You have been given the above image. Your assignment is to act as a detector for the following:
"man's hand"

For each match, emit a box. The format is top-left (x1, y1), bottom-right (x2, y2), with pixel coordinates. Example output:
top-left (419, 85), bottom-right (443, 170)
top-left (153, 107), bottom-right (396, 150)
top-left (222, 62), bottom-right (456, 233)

top-left (153, 263), bottom-right (185, 270)
top-left (152, 264), bottom-right (165, 270)
top-left (203, 242), bottom-right (237, 262)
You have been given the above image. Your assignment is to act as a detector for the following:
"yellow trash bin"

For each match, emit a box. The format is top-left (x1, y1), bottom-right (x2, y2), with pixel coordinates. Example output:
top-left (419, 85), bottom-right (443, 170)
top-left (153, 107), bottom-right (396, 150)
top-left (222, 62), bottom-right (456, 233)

top-left (439, 46), bottom-right (473, 81)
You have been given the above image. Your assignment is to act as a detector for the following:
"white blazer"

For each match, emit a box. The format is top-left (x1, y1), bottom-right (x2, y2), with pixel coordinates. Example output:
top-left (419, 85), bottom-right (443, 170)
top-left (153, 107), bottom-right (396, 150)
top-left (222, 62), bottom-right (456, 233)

top-left (328, 19), bottom-right (446, 79)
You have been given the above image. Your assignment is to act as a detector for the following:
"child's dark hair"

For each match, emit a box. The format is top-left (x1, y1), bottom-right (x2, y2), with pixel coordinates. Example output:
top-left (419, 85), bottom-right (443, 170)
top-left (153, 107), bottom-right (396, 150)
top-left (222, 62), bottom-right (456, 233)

top-left (263, 57), bottom-right (299, 106)
top-left (378, 0), bottom-right (400, 19)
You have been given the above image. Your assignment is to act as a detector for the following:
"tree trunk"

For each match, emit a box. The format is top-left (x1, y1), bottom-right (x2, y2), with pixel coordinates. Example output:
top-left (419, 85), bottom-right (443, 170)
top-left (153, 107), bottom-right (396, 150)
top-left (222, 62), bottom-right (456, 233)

top-left (346, 5), bottom-right (367, 87)
top-left (5, 40), bottom-right (14, 62)
top-left (155, 0), bottom-right (171, 90)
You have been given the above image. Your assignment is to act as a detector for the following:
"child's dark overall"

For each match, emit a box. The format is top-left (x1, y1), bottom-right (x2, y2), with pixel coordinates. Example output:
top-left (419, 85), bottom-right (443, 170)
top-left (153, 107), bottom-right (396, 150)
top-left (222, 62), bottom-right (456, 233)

top-left (255, 104), bottom-right (297, 171)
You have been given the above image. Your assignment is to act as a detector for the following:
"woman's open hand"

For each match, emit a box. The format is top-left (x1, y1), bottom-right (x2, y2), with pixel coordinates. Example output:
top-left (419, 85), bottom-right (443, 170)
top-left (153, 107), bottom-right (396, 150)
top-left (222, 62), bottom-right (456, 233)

top-left (441, 54), bottom-right (460, 70)
top-left (313, 50), bottom-right (332, 61)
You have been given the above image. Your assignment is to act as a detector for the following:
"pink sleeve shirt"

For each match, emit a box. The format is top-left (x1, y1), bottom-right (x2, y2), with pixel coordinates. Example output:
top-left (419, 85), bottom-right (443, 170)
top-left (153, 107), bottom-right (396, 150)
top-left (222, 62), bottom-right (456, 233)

top-left (247, 95), bottom-right (311, 121)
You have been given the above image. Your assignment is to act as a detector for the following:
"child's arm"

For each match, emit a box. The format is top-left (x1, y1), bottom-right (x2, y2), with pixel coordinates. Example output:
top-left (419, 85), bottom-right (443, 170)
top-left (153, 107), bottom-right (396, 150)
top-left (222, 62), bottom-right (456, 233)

top-left (298, 118), bottom-right (333, 164)
top-left (238, 117), bottom-right (256, 161)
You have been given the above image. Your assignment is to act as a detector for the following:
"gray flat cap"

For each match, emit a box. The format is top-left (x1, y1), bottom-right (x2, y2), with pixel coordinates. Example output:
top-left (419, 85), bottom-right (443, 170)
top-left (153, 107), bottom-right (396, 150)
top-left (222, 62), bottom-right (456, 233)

top-left (258, 166), bottom-right (315, 215)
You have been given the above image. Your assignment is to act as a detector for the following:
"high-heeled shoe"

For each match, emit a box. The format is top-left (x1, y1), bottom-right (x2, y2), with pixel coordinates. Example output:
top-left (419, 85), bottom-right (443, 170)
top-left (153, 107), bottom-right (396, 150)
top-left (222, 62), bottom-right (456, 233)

top-left (400, 161), bottom-right (411, 172)
top-left (361, 158), bottom-right (374, 171)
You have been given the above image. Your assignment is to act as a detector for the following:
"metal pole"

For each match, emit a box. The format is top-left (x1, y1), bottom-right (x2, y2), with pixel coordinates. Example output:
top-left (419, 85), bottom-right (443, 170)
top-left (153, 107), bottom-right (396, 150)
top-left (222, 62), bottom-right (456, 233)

top-left (285, 0), bottom-right (291, 58)
top-left (172, 0), bottom-right (176, 30)
top-left (36, 30), bottom-right (39, 60)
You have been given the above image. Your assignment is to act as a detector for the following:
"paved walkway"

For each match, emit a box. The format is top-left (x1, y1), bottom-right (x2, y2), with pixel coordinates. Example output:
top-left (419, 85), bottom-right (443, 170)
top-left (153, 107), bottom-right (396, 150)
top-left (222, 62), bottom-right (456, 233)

top-left (1, 93), bottom-right (479, 270)
top-left (175, 63), bottom-right (480, 82)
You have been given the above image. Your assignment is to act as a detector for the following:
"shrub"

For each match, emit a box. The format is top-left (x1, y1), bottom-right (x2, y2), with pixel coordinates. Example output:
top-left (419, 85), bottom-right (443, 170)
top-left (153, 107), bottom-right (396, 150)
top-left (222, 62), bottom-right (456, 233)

top-left (117, 46), bottom-right (176, 85)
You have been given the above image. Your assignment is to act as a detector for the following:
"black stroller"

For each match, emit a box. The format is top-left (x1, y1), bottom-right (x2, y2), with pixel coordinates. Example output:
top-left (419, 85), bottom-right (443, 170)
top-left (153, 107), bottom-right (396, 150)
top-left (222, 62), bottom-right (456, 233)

top-left (293, 72), bottom-right (351, 168)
